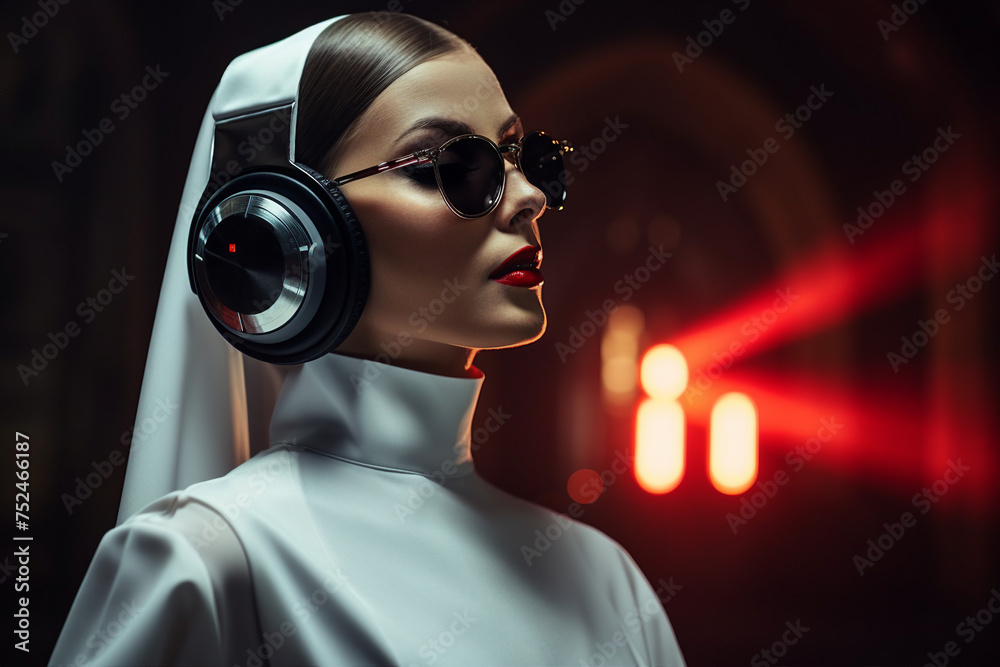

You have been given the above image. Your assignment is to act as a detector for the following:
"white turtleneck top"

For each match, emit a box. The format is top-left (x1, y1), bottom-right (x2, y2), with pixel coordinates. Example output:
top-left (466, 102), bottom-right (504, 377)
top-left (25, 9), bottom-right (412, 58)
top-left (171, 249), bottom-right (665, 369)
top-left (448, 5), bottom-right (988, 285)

top-left (50, 353), bottom-right (686, 666)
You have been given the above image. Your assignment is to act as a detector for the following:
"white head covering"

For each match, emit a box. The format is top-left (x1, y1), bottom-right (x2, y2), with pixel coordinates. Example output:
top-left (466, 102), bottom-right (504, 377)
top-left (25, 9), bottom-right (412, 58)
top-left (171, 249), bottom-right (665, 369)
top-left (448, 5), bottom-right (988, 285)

top-left (117, 15), bottom-right (350, 525)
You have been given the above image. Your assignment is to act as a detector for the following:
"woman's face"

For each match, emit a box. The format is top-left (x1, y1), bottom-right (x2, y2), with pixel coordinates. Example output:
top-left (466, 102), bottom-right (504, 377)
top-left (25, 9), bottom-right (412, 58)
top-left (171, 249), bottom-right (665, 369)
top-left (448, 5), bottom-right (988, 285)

top-left (328, 47), bottom-right (549, 376)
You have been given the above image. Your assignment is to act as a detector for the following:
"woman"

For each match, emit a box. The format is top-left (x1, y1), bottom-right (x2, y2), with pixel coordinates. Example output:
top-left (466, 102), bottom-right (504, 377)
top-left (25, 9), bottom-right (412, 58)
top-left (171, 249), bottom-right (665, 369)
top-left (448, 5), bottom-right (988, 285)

top-left (50, 13), bottom-right (686, 666)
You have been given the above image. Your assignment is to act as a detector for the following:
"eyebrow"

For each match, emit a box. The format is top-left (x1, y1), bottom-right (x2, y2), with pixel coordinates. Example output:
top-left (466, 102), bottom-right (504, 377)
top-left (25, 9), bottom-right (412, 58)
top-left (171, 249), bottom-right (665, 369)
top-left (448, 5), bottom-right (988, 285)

top-left (393, 112), bottom-right (522, 151)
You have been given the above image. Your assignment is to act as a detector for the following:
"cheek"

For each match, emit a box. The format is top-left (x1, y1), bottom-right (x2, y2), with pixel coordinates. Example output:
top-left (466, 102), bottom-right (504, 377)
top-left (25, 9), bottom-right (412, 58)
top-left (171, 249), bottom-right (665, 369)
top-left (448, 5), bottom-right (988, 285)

top-left (346, 182), bottom-right (486, 310)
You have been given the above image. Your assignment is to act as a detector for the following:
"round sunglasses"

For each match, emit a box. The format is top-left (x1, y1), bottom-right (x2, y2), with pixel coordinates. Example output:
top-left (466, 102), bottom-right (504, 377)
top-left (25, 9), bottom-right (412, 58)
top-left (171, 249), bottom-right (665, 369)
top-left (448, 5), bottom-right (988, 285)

top-left (330, 130), bottom-right (573, 219)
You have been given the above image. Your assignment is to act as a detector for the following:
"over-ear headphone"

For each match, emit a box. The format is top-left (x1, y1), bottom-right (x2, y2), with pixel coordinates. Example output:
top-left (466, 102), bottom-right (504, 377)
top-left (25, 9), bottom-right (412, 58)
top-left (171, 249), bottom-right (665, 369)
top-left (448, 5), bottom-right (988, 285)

top-left (186, 103), bottom-right (370, 364)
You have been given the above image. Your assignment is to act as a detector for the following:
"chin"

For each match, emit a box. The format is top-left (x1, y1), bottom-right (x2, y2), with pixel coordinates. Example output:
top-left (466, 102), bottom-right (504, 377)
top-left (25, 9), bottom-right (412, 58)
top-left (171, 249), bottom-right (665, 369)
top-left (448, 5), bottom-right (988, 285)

top-left (473, 310), bottom-right (547, 350)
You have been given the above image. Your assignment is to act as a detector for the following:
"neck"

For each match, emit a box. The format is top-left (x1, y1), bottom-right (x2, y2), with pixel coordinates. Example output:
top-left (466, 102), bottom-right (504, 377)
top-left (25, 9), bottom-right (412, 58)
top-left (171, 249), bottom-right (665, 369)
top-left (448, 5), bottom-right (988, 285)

top-left (268, 351), bottom-right (486, 478)
top-left (331, 326), bottom-right (481, 379)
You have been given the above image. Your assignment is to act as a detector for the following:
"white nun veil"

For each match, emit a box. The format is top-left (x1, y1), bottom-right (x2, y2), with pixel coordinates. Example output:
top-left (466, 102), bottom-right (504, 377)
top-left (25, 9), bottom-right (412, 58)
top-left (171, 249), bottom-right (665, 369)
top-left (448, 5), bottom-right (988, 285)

top-left (117, 15), bottom-right (349, 525)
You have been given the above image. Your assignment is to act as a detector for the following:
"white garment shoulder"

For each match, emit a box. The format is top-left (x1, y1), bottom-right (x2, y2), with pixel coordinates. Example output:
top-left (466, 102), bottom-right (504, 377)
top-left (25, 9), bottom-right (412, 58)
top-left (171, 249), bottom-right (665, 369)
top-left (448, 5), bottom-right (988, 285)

top-left (49, 495), bottom-right (260, 667)
top-left (52, 445), bottom-right (686, 666)
top-left (465, 475), bottom-right (687, 666)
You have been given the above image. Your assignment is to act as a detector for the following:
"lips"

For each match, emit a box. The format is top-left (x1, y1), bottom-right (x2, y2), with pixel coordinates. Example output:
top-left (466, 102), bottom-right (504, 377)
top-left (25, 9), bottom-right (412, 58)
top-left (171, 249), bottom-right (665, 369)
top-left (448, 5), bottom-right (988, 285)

top-left (490, 245), bottom-right (543, 284)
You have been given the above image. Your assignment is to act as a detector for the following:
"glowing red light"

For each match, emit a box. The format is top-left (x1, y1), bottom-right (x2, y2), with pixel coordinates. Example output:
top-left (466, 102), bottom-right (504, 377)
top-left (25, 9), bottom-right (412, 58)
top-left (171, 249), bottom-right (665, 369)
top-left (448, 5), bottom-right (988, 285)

top-left (635, 345), bottom-right (689, 494)
top-left (635, 398), bottom-right (685, 494)
top-left (708, 392), bottom-right (759, 494)
top-left (634, 346), bottom-right (762, 494)
top-left (640, 344), bottom-right (688, 400)
top-left (229, 243), bottom-right (236, 253)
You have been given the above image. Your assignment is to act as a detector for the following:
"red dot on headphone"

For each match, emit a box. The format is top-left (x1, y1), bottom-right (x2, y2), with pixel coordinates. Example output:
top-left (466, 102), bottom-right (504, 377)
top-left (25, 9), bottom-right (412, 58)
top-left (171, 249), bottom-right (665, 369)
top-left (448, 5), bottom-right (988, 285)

top-left (229, 243), bottom-right (236, 253)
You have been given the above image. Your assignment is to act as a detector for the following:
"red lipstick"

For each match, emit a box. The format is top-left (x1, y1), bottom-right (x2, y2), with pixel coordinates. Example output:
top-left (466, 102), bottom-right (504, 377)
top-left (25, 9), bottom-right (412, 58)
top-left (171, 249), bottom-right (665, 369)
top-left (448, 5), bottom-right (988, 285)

top-left (490, 245), bottom-right (543, 287)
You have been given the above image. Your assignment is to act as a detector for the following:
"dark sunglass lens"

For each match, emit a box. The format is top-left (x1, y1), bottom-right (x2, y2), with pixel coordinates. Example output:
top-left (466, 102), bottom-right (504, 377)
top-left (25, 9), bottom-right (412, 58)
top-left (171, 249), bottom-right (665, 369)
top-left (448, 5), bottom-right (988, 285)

top-left (436, 137), bottom-right (503, 216)
top-left (521, 132), bottom-right (566, 208)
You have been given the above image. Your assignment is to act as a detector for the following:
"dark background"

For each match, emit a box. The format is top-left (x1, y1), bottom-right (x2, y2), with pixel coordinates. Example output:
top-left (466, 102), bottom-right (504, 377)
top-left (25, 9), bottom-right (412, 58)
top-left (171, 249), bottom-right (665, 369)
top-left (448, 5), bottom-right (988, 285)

top-left (2, 0), bottom-right (999, 665)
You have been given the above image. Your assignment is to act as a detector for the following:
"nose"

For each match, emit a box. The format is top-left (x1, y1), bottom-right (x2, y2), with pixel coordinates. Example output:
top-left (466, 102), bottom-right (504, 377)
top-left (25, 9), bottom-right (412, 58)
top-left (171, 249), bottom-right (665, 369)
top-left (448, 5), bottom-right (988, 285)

top-left (495, 157), bottom-right (546, 232)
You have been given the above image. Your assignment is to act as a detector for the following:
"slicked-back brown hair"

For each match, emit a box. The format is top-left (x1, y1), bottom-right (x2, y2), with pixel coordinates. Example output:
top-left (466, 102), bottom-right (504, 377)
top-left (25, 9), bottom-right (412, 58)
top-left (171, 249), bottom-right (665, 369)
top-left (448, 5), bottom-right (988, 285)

top-left (295, 13), bottom-right (470, 178)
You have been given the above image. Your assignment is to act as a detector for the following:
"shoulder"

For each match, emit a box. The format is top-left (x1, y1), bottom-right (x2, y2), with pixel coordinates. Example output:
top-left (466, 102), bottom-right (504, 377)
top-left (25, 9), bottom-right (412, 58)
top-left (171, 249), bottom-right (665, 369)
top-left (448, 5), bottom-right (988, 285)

top-left (90, 491), bottom-right (255, 613)
top-left (468, 472), bottom-right (640, 569)
top-left (465, 480), bottom-right (687, 666)
top-left (50, 494), bottom-right (258, 666)
top-left (100, 495), bottom-right (225, 570)
top-left (51, 499), bottom-right (227, 665)
top-left (111, 444), bottom-right (310, 566)
top-left (176, 444), bottom-right (306, 511)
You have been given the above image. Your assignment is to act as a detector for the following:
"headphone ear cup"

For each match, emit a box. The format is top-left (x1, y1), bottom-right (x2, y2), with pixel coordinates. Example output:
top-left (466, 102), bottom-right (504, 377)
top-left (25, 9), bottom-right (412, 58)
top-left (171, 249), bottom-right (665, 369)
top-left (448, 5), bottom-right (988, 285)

top-left (294, 162), bottom-right (371, 355)
top-left (187, 166), bottom-right (371, 364)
